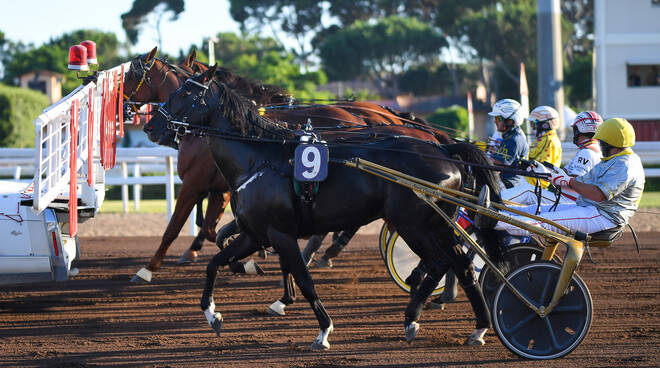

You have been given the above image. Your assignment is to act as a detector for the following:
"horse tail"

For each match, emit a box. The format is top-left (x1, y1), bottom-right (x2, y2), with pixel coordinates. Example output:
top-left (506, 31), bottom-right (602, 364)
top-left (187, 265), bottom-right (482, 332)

top-left (444, 142), bottom-right (500, 201)
top-left (444, 142), bottom-right (506, 266)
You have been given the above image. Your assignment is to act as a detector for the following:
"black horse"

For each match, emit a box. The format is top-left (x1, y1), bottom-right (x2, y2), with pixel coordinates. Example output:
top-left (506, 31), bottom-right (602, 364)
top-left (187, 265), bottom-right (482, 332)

top-left (146, 65), bottom-right (504, 350)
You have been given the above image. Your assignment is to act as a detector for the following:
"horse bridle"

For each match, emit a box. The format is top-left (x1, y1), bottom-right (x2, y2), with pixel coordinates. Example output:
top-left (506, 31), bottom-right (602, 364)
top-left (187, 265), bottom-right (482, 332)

top-left (123, 57), bottom-right (156, 110)
top-left (158, 78), bottom-right (214, 137)
top-left (124, 57), bottom-right (181, 112)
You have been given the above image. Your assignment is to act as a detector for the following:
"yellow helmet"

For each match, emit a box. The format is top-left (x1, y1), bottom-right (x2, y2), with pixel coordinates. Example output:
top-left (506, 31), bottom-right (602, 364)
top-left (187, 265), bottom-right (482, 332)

top-left (594, 118), bottom-right (635, 148)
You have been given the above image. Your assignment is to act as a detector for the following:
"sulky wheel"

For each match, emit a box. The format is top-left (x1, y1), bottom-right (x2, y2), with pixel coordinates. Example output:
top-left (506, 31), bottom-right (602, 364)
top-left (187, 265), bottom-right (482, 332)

top-left (378, 223), bottom-right (393, 260)
top-left (385, 232), bottom-right (445, 296)
top-left (478, 242), bottom-right (549, 309)
top-left (492, 262), bottom-right (592, 360)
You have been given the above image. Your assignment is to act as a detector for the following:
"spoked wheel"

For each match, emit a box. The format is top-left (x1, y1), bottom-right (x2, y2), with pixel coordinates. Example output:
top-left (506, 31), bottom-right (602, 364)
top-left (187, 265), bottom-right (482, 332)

top-left (378, 223), bottom-right (392, 260)
top-left (492, 262), bottom-right (592, 360)
top-left (385, 231), bottom-right (484, 296)
top-left (478, 242), bottom-right (550, 308)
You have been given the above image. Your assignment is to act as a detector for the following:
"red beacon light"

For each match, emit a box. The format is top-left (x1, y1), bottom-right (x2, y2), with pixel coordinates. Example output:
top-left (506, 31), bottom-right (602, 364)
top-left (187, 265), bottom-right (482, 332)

top-left (68, 45), bottom-right (89, 71)
top-left (80, 40), bottom-right (97, 65)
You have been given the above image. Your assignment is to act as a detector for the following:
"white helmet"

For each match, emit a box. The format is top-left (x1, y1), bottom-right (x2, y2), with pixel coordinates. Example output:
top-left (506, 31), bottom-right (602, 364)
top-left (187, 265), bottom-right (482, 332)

top-left (527, 105), bottom-right (560, 130)
top-left (488, 99), bottom-right (524, 127)
top-left (572, 111), bottom-right (603, 135)
top-left (571, 111), bottom-right (603, 145)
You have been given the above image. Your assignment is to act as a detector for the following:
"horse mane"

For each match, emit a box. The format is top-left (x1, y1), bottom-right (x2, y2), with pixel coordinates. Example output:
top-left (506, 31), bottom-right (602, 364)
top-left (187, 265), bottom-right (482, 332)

top-left (212, 78), bottom-right (295, 140)
top-left (213, 66), bottom-right (290, 106)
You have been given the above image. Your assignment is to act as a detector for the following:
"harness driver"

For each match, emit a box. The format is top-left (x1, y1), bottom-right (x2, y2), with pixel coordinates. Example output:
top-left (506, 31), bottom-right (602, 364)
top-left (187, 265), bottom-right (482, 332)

top-left (477, 118), bottom-right (645, 237)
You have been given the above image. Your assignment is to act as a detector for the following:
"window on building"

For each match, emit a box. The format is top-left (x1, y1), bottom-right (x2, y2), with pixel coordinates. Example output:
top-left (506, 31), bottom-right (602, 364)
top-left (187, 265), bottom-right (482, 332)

top-left (627, 64), bottom-right (660, 87)
top-left (28, 79), bottom-right (47, 94)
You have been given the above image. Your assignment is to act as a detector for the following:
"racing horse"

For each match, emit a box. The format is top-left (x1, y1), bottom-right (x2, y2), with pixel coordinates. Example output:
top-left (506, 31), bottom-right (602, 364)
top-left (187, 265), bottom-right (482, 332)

top-left (126, 48), bottom-right (452, 282)
top-left (126, 48), bottom-right (378, 282)
top-left (149, 66), bottom-right (504, 350)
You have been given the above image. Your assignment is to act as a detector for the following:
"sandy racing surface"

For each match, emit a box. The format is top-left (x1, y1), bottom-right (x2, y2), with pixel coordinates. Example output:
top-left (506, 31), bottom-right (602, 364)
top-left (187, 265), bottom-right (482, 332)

top-left (0, 216), bottom-right (659, 367)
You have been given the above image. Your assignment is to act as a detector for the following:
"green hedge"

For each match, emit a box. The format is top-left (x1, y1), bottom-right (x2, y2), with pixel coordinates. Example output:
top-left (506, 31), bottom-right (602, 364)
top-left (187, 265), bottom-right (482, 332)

top-left (0, 83), bottom-right (50, 148)
top-left (426, 105), bottom-right (469, 138)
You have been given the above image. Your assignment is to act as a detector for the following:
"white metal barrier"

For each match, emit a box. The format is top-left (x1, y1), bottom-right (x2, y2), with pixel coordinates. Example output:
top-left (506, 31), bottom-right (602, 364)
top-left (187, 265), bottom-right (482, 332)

top-left (32, 63), bottom-right (130, 218)
top-left (0, 61), bottom-right (131, 284)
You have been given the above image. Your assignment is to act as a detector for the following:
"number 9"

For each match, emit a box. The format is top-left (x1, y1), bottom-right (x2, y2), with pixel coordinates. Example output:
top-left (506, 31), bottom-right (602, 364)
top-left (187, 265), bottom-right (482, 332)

top-left (301, 146), bottom-right (321, 179)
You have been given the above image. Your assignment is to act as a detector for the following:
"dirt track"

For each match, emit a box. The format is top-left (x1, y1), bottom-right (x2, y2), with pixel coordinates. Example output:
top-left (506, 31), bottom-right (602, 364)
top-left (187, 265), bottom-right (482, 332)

top-left (0, 232), bottom-right (659, 367)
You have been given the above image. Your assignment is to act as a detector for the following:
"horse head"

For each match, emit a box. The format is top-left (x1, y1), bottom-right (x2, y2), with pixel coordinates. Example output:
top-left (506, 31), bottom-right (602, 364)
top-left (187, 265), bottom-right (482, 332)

top-left (144, 65), bottom-right (220, 146)
top-left (123, 47), bottom-right (160, 107)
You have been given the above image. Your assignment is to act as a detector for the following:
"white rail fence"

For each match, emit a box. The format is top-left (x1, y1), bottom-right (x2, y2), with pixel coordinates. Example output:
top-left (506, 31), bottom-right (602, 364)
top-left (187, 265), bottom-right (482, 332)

top-left (2, 141), bottom-right (659, 233)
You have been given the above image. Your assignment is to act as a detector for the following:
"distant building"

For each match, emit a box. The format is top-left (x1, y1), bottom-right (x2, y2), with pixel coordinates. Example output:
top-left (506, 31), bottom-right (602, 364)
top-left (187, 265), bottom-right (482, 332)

top-left (18, 70), bottom-right (63, 104)
top-left (595, 0), bottom-right (660, 141)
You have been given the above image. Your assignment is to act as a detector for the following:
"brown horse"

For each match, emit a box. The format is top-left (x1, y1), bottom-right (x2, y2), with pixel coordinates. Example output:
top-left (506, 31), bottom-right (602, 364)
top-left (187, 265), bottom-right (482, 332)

top-left (126, 47), bottom-right (453, 283)
top-left (125, 48), bottom-right (370, 282)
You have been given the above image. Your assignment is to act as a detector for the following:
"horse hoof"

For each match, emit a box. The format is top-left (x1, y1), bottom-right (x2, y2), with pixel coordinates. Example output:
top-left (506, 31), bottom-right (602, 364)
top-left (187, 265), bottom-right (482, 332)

top-left (427, 301), bottom-right (445, 310)
top-left (130, 268), bottom-right (152, 283)
top-left (313, 258), bottom-right (333, 269)
top-left (404, 322), bottom-right (420, 343)
top-left (309, 341), bottom-right (330, 351)
top-left (309, 324), bottom-right (333, 351)
top-left (177, 250), bottom-right (198, 265)
top-left (211, 313), bottom-right (223, 336)
top-left (266, 300), bottom-right (286, 316)
top-left (244, 259), bottom-right (265, 275)
top-left (466, 328), bottom-right (487, 346)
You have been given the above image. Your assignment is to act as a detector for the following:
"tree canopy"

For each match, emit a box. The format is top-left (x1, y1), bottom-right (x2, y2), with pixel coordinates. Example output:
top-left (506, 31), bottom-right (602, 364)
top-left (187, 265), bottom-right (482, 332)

top-left (318, 16), bottom-right (446, 97)
top-left (121, 0), bottom-right (185, 47)
top-left (191, 32), bottom-right (331, 100)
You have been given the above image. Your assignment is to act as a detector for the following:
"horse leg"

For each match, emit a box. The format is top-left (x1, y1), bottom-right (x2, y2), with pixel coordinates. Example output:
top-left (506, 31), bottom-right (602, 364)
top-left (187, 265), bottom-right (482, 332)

top-left (405, 261), bottom-right (427, 299)
top-left (131, 180), bottom-right (203, 283)
top-left (200, 233), bottom-right (261, 335)
top-left (212, 221), bottom-right (262, 275)
top-left (445, 244), bottom-right (490, 346)
top-left (401, 253), bottom-right (453, 343)
top-left (411, 240), bottom-right (490, 345)
top-left (301, 233), bottom-right (328, 267)
top-left (216, 220), bottom-right (240, 249)
top-left (178, 197), bottom-right (206, 265)
top-left (201, 191), bottom-right (226, 242)
top-left (316, 226), bottom-right (359, 268)
top-left (181, 190), bottom-right (227, 264)
top-left (268, 228), bottom-right (333, 351)
top-left (266, 270), bottom-right (296, 317)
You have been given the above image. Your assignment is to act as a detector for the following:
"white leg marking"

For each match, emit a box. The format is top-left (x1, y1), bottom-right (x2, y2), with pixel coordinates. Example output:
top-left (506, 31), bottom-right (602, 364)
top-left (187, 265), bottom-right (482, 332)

top-left (404, 321), bottom-right (420, 343)
top-left (466, 328), bottom-right (488, 346)
top-left (311, 324), bottom-right (334, 350)
top-left (204, 302), bottom-right (217, 326)
top-left (267, 300), bottom-right (286, 316)
top-left (135, 267), bottom-right (152, 282)
top-left (244, 259), bottom-right (257, 275)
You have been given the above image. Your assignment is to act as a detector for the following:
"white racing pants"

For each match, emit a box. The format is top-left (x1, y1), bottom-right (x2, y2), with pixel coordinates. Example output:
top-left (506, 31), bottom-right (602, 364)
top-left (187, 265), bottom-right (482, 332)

top-left (502, 182), bottom-right (577, 206)
top-left (495, 202), bottom-right (617, 237)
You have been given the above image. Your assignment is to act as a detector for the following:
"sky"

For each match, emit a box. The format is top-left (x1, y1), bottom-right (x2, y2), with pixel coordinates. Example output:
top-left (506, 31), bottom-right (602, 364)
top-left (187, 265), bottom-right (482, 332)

top-left (0, 0), bottom-right (245, 56)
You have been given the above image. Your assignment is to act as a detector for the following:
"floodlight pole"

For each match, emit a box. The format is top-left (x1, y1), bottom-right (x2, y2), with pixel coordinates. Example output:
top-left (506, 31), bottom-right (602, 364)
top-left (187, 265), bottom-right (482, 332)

top-left (537, 0), bottom-right (565, 137)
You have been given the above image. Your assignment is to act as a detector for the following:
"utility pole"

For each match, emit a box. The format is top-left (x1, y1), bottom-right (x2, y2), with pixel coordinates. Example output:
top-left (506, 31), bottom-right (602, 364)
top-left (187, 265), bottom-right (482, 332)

top-left (537, 0), bottom-right (565, 138)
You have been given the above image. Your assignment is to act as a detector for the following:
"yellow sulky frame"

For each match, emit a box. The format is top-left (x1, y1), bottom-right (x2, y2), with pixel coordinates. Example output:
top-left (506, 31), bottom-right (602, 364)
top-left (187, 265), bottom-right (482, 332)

top-left (342, 157), bottom-right (588, 318)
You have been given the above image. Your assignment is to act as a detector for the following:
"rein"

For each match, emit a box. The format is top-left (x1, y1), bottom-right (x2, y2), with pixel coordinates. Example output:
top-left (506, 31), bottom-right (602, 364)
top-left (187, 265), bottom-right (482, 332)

top-left (157, 74), bottom-right (547, 180)
top-left (163, 116), bottom-right (549, 179)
